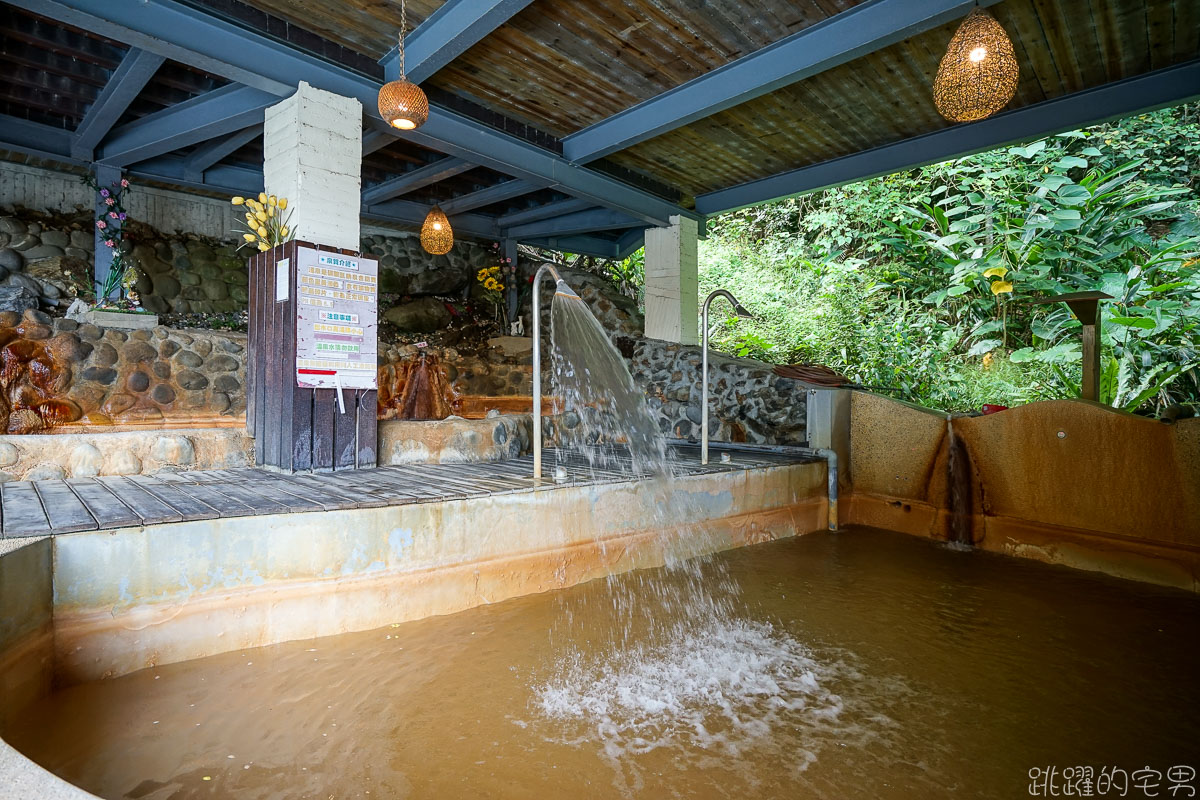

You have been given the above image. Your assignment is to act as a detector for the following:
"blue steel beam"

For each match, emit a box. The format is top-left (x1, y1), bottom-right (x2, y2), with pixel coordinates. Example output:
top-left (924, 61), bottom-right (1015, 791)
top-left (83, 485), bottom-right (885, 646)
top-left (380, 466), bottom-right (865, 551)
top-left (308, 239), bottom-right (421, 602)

top-left (1, 114), bottom-right (73, 159)
top-left (505, 208), bottom-right (643, 240)
top-left (616, 228), bottom-right (646, 260)
top-left (497, 197), bottom-right (592, 228)
top-left (0, 113), bottom-right (268, 196)
top-left (695, 60), bottom-right (1200, 215)
top-left (71, 47), bottom-right (165, 159)
top-left (362, 127), bottom-right (394, 156)
top-left (562, 0), bottom-right (1001, 163)
top-left (520, 235), bottom-right (622, 260)
top-left (361, 157), bottom-right (476, 206)
top-left (440, 179), bottom-right (537, 215)
top-left (97, 84), bottom-right (278, 166)
top-left (0, 115), bottom-right (632, 258)
top-left (11, 0), bottom-right (695, 228)
top-left (363, 198), bottom-right (500, 239)
top-left (379, 0), bottom-right (535, 84)
top-left (183, 124), bottom-right (260, 181)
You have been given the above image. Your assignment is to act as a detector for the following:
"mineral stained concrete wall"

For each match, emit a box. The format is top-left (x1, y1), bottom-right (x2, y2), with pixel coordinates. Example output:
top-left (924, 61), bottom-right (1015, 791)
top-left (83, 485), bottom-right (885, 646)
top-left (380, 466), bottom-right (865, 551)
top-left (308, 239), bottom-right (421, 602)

top-left (846, 391), bottom-right (1200, 591)
top-left (0, 461), bottom-right (826, 798)
top-left (41, 462), bottom-right (825, 685)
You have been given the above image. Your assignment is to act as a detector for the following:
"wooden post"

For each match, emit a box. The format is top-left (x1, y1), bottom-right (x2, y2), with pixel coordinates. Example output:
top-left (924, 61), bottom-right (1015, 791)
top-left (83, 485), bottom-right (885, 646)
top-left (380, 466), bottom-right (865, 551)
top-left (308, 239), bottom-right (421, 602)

top-left (1029, 291), bottom-right (1111, 402)
top-left (247, 240), bottom-right (378, 472)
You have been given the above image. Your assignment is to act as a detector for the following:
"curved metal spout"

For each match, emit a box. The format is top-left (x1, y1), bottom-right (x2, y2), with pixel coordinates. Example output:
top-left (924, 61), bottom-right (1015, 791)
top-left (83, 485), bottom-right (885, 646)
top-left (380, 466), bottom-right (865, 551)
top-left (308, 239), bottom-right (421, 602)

top-left (532, 263), bottom-right (566, 481)
top-left (701, 289), bottom-right (754, 465)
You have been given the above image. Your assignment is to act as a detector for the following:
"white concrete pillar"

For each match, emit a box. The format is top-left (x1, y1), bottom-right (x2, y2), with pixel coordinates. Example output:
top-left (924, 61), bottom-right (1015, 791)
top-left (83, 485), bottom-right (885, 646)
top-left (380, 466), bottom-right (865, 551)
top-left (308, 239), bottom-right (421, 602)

top-left (643, 214), bottom-right (698, 344)
top-left (263, 81), bottom-right (362, 251)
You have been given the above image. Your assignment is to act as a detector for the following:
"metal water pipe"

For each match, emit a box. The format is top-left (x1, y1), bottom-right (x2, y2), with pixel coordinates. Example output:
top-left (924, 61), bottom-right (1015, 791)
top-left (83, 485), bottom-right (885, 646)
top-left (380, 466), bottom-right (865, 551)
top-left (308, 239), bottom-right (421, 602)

top-left (531, 262), bottom-right (576, 481)
top-left (701, 289), bottom-right (754, 465)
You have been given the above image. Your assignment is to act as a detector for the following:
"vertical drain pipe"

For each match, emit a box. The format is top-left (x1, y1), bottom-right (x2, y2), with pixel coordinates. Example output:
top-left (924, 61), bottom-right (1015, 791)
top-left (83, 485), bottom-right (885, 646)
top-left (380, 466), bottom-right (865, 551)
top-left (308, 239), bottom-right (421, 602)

top-left (813, 447), bottom-right (838, 531)
top-left (531, 263), bottom-right (563, 482)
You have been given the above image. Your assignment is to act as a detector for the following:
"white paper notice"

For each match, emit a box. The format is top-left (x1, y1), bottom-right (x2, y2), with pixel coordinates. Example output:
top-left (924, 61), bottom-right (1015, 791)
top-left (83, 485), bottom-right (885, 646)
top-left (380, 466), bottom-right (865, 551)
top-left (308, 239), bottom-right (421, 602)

top-left (293, 247), bottom-right (378, 391)
top-left (275, 258), bottom-right (290, 302)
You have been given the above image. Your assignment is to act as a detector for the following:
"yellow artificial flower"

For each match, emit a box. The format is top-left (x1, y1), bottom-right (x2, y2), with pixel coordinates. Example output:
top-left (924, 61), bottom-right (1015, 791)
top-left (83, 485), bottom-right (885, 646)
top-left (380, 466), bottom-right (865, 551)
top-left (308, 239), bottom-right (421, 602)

top-left (280, 226), bottom-right (289, 237)
top-left (268, 206), bottom-right (275, 218)
top-left (255, 211), bottom-right (267, 222)
top-left (484, 278), bottom-right (498, 291)
top-left (258, 242), bottom-right (270, 252)
top-left (258, 192), bottom-right (267, 204)
top-left (991, 281), bottom-right (1014, 295)
top-left (476, 269), bottom-right (486, 280)
top-left (268, 195), bottom-right (277, 207)
top-left (278, 198), bottom-right (288, 210)
top-left (243, 233), bottom-right (257, 242)
top-left (245, 213), bottom-right (254, 223)
top-left (983, 266), bottom-right (1008, 279)
top-left (496, 283), bottom-right (505, 291)
top-left (231, 196), bottom-right (245, 205)
top-left (257, 226), bottom-right (268, 238)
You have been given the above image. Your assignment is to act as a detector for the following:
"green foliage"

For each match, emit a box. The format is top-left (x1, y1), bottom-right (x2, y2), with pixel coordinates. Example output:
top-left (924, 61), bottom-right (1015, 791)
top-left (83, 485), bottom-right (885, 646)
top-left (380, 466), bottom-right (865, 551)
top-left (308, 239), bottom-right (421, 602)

top-left (697, 104), bottom-right (1200, 414)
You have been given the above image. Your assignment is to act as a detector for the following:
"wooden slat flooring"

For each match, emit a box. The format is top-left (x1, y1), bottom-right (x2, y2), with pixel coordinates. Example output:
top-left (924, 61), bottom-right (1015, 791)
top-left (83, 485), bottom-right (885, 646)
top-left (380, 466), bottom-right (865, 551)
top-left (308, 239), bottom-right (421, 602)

top-left (0, 445), bottom-right (817, 539)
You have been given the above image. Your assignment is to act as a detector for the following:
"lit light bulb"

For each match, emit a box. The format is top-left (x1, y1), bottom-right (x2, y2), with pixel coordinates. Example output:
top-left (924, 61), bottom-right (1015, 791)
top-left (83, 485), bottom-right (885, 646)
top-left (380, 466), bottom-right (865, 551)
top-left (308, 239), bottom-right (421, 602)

top-left (433, 222), bottom-right (442, 230)
top-left (969, 46), bottom-right (988, 62)
top-left (392, 118), bottom-right (416, 130)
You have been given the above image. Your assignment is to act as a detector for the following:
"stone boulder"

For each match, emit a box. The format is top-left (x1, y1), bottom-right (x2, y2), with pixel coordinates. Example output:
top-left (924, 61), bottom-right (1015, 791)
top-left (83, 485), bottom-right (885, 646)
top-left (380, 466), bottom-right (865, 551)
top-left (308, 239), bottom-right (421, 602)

top-left (383, 297), bottom-right (453, 333)
top-left (0, 286), bottom-right (38, 314)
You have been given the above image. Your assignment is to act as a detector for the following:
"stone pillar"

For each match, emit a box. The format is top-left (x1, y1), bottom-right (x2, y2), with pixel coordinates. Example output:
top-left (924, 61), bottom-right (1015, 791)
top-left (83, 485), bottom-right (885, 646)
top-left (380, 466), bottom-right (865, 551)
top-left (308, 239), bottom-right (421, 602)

top-left (262, 81), bottom-right (362, 251)
top-left (643, 214), bottom-right (698, 345)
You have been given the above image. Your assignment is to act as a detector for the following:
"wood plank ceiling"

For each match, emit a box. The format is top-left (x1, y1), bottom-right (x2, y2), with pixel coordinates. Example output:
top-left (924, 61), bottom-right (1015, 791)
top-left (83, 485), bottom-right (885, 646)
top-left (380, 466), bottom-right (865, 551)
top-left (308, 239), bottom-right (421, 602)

top-left (226, 0), bottom-right (1199, 208)
top-left (2, 0), bottom-right (1196, 220)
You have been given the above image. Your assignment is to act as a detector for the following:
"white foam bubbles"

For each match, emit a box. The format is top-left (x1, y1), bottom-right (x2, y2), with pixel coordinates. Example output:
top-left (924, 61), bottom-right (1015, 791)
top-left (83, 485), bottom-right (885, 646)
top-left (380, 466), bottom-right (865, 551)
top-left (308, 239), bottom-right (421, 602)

top-left (534, 618), bottom-right (844, 763)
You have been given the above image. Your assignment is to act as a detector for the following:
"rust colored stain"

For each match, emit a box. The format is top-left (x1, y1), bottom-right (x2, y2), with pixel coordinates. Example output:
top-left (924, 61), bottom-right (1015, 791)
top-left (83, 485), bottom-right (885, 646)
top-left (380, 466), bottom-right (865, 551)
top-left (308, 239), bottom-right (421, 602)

top-left (0, 327), bottom-right (83, 434)
top-left (378, 353), bottom-right (456, 421)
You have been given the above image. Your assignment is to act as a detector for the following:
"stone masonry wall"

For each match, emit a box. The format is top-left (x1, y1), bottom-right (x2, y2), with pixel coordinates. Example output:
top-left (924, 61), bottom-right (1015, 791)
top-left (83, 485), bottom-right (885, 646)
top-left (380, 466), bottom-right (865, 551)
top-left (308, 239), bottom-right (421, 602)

top-left (549, 266), bottom-right (808, 446)
top-left (0, 208), bottom-right (494, 319)
top-left (0, 308), bottom-right (246, 436)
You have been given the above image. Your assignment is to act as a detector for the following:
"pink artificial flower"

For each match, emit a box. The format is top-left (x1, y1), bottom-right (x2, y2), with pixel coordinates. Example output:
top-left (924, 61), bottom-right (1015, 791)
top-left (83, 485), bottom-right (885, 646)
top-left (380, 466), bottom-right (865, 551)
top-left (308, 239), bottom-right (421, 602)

top-left (105, 197), bottom-right (116, 206)
top-left (109, 211), bottom-right (118, 219)
top-left (120, 178), bottom-right (130, 188)
top-left (505, 257), bottom-right (512, 263)
top-left (96, 220), bottom-right (107, 230)
top-left (104, 240), bottom-right (115, 248)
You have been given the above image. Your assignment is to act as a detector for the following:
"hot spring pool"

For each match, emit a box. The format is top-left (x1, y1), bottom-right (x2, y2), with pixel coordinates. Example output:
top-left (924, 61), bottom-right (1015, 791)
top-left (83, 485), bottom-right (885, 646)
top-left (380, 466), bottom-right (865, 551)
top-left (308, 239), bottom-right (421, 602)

top-left (5, 527), bottom-right (1198, 799)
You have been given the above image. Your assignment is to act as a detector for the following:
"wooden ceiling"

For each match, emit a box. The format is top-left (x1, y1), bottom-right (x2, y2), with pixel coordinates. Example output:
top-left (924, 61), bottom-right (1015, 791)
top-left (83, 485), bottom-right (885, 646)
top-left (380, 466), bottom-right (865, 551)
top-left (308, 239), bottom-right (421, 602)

top-left (1, 0), bottom-right (1196, 234)
top-left (221, 0), bottom-right (1198, 207)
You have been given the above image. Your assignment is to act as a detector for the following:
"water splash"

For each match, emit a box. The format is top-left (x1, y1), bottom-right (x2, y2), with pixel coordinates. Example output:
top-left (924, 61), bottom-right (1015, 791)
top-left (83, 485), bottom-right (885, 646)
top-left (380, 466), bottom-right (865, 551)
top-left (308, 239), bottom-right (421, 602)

top-left (548, 289), bottom-right (667, 475)
top-left (537, 618), bottom-right (843, 759)
top-left (534, 279), bottom-right (860, 785)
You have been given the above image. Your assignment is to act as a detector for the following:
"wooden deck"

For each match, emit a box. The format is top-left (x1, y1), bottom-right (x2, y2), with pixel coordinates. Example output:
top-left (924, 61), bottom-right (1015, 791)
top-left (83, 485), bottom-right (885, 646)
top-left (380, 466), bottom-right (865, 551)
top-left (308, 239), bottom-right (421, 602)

top-left (0, 444), bottom-right (815, 539)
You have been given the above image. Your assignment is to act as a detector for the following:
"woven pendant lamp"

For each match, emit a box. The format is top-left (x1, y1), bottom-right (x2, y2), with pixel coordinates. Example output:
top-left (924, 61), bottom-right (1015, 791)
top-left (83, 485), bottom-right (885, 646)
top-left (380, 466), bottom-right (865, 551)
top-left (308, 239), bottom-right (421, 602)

top-left (421, 205), bottom-right (453, 255)
top-left (933, 7), bottom-right (1019, 123)
top-left (378, 0), bottom-right (429, 130)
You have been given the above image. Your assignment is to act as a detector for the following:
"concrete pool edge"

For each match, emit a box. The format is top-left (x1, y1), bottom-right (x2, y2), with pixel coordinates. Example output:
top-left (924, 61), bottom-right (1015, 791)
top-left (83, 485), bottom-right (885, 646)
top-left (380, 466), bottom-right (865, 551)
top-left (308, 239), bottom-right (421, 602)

top-left (0, 460), bottom-right (829, 800)
top-left (847, 493), bottom-right (1200, 592)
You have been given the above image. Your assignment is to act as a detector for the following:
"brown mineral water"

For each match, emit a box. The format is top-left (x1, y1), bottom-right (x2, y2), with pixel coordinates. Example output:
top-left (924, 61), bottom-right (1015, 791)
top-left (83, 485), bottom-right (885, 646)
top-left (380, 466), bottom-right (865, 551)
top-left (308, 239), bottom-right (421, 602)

top-left (6, 529), bottom-right (1199, 799)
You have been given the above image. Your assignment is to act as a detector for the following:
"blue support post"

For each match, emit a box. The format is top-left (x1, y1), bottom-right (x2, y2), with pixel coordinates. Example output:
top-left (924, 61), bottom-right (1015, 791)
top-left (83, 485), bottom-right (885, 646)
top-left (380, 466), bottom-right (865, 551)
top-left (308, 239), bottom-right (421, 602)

top-left (92, 163), bottom-right (121, 301)
top-left (504, 238), bottom-right (519, 332)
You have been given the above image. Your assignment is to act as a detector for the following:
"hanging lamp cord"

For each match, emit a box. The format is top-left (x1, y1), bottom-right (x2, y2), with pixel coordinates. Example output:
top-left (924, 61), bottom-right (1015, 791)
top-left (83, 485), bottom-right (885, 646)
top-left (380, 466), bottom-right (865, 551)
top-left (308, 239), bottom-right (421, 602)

top-left (398, 0), bottom-right (407, 79)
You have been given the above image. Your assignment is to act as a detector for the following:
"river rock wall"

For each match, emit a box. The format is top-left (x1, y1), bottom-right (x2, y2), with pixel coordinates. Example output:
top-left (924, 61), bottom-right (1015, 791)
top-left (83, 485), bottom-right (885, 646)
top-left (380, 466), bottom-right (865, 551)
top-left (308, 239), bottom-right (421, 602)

top-left (0, 308), bottom-right (246, 438)
top-left (546, 266), bottom-right (808, 446)
top-left (0, 207), bottom-right (498, 320)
